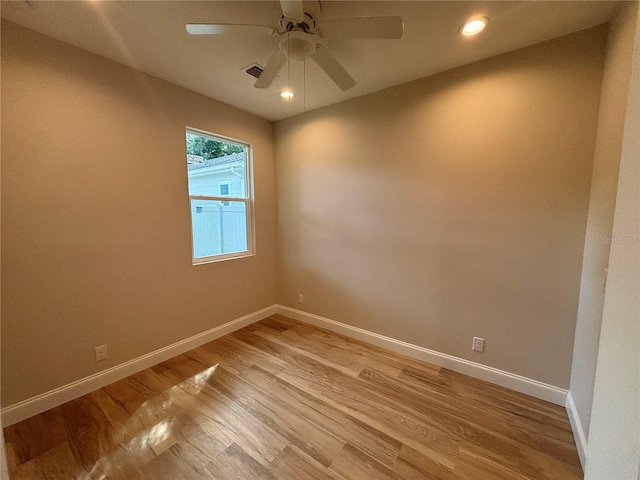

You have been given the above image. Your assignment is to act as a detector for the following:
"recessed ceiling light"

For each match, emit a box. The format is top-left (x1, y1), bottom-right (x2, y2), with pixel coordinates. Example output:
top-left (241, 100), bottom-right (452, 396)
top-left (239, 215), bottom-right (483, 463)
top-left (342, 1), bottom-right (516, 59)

top-left (459, 16), bottom-right (489, 37)
top-left (280, 89), bottom-right (295, 101)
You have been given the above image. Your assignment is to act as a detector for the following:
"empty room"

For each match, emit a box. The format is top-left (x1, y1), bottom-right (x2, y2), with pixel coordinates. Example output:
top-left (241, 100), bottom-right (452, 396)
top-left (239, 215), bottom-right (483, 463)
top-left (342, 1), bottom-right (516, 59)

top-left (1, 1), bottom-right (638, 479)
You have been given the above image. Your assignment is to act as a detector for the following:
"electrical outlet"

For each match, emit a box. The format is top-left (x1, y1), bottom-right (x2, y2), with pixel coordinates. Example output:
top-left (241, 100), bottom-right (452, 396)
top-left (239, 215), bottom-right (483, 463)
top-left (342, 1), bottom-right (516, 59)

top-left (95, 344), bottom-right (108, 362)
top-left (298, 293), bottom-right (304, 304)
top-left (472, 337), bottom-right (485, 353)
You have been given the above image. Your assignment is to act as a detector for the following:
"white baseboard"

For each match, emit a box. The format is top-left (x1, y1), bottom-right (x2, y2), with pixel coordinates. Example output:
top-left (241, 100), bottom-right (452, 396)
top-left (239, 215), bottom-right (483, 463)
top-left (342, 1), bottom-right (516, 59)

top-left (277, 305), bottom-right (568, 406)
top-left (1, 305), bottom-right (277, 427)
top-left (566, 392), bottom-right (587, 468)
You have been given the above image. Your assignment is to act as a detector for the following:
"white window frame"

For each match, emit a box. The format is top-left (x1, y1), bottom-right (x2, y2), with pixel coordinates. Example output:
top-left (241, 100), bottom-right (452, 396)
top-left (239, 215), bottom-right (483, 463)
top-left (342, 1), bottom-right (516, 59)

top-left (186, 127), bottom-right (255, 264)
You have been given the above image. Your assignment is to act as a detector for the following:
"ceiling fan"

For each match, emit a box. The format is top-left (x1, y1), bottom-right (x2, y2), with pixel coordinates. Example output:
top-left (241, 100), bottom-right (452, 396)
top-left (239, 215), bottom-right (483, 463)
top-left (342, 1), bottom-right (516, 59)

top-left (186, 0), bottom-right (404, 92)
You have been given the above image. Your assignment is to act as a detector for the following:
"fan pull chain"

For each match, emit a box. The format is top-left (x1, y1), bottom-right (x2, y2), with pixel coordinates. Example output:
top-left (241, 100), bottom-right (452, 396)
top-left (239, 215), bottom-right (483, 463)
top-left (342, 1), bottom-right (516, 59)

top-left (287, 32), bottom-right (291, 92)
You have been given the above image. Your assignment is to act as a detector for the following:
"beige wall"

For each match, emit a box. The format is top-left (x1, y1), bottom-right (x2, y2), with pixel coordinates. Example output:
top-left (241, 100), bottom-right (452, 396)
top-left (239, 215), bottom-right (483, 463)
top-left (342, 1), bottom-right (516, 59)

top-left (584, 3), bottom-right (639, 478)
top-left (569, 1), bottom-right (639, 440)
top-left (1, 21), bottom-right (277, 407)
top-left (275, 27), bottom-right (606, 388)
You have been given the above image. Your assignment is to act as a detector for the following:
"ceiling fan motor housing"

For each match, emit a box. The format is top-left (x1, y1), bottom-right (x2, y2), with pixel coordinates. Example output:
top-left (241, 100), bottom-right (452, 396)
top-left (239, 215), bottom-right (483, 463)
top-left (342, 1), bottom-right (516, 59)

top-left (279, 0), bottom-right (321, 32)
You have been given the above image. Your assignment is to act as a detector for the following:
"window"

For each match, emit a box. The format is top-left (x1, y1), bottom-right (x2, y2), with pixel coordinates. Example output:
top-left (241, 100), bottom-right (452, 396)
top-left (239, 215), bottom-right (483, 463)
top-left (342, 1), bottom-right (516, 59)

top-left (218, 181), bottom-right (231, 206)
top-left (218, 181), bottom-right (231, 196)
top-left (186, 128), bottom-right (254, 263)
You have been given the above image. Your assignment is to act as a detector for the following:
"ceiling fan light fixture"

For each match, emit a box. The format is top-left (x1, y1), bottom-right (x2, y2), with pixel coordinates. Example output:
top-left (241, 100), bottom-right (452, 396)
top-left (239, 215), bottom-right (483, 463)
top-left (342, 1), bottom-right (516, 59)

top-left (280, 32), bottom-right (316, 62)
top-left (280, 89), bottom-right (295, 101)
top-left (459, 16), bottom-right (489, 36)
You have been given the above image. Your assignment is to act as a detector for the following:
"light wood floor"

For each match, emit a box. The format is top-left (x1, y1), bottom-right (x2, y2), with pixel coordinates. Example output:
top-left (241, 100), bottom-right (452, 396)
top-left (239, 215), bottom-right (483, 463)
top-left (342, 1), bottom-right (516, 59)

top-left (4, 314), bottom-right (582, 480)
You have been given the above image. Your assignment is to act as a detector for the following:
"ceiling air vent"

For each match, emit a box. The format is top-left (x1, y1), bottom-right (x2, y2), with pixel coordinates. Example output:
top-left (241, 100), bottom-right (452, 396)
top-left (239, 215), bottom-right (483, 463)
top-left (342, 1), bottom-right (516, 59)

top-left (244, 64), bottom-right (264, 79)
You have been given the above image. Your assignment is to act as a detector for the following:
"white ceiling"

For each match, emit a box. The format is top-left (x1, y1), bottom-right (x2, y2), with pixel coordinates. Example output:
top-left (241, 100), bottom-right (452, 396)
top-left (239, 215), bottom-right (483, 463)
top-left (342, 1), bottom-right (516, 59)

top-left (1, 1), bottom-right (616, 121)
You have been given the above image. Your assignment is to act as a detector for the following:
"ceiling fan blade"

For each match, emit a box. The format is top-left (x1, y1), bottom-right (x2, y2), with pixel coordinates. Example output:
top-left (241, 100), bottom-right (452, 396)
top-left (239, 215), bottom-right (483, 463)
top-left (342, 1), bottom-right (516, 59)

top-left (280, 0), bottom-right (304, 22)
top-left (254, 49), bottom-right (287, 89)
top-left (186, 23), bottom-right (275, 35)
top-left (310, 45), bottom-right (356, 91)
top-left (321, 17), bottom-right (404, 39)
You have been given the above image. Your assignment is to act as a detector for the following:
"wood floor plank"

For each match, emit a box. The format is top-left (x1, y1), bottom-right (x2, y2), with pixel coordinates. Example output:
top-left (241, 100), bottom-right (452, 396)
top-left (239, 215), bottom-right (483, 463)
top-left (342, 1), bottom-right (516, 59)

top-left (4, 314), bottom-right (583, 480)
top-left (201, 364), bottom-right (346, 467)
top-left (397, 367), bottom-right (581, 470)
top-left (192, 335), bottom-right (288, 376)
top-left (3, 406), bottom-right (68, 465)
top-left (151, 441), bottom-right (219, 479)
top-left (233, 332), bottom-right (458, 464)
top-left (7, 460), bottom-right (37, 480)
top-left (260, 314), bottom-right (301, 330)
top-left (3, 441), bottom-right (20, 473)
top-left (458, 439), bottom-right (583, 480)
top-left (276, 371), bottom-right (459, 469)
top-left (440, 369), bottom-right (573, 431)
top-left (392, 444), bottom-right (465, 480)
top-left (269, 315), bottom-right (441, 377)
top-left (229, 328), bottom-right (336, 375)
top-left (253, 319), bottom-right (375, 374)
top-left (257, 341), bottom-right (460, 468)
top-left (256, 316), bottom-right (410, 379)
top-left (10, 442), bottom-right (86, 480)
top-left (103, 378), bottom-right (154, 420)
top-left (90, 388), bottom-right (147, 448)
top-left (212, 335), bottom-right (290, 375)
top-left (129, 367), bottom-right (237, 454)
top-left (251, 325), bottom-right (365, 377)
top-left (266, 319), bottom-right (404, 377)
top-left (454, 446), bottom-right (534, 480)
top-left (88, 388), bottom-right (160, 474)
top-left (152, 357), bottom-right (289, 467)
top-left (357, 367), bottom-right (580, 467)
top-left (60, 395), bottom-right (119, 472)
top-left (133, 365), bottom-right (282, 468)
top-left (243, 365), bottom-right (403, 468)
top-left (136, 447), bottom-right (202, 480)
top-left (400, 364), bottom-right (571, 429)
top-left (103, 463), bottom-right (146, 480)
top-left (269, 445), bottom-right (346, 480)
top-left (91, 444), bottom-right (149, 480)
top-left (206, 443), bottom-right (278, 480)
top-left (330, 443), bottom-right (405, 480)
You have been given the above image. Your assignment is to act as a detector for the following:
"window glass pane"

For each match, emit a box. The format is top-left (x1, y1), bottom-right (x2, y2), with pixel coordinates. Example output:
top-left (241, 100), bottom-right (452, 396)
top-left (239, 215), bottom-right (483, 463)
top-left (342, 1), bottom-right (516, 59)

top-left (186, 132), bottom-right (246, 197)
top-left (190, 199), bottom-right (248, 258)
top-left (219, 183), bottom-right (230, 196)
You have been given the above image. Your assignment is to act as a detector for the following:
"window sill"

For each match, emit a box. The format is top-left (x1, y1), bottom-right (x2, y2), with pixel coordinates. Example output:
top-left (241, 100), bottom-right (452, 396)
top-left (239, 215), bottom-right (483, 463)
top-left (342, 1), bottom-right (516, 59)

top-left (192, 251), bottom-right (255, 265)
